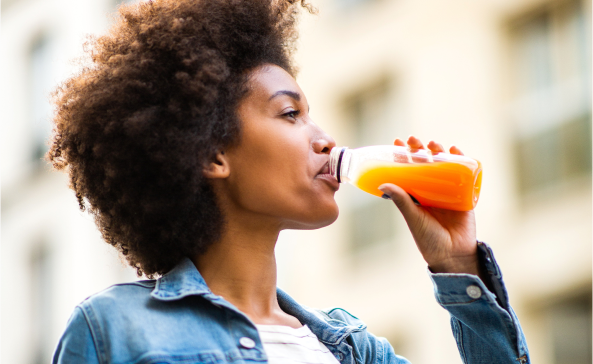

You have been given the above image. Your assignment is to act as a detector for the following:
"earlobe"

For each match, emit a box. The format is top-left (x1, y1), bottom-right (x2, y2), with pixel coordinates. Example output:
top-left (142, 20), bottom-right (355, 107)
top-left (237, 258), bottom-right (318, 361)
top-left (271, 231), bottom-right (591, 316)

top-left (203, 151), bottom-right (230, 179)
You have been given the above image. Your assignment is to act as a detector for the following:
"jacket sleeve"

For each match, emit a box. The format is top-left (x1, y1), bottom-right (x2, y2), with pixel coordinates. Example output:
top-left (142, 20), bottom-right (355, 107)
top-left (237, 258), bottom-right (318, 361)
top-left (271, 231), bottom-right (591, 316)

top-left (429, 242), bottom-right (530, 364)
top-left (53, 306), bottom-right (101, 364)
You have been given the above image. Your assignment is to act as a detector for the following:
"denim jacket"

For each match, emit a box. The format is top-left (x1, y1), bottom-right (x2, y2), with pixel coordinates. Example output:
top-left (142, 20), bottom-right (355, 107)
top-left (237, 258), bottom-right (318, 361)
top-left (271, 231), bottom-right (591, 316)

top-left (53, 242), bottom-right (530, 364)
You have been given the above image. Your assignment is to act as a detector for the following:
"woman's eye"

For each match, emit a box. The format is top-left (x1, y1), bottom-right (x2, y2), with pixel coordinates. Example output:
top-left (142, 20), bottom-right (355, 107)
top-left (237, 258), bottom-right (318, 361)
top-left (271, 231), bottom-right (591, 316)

top-left (282, 110), bottom-right (300, 119)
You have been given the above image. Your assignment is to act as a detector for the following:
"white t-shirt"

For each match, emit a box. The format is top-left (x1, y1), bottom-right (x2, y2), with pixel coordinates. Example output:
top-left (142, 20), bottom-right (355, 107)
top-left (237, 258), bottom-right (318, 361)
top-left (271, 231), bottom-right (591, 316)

top-left (255, 324), bottom-right (341, 364)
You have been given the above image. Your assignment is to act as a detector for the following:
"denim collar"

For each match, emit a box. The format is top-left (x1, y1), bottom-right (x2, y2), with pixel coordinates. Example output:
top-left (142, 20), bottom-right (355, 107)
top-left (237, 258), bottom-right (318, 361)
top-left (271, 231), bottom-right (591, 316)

top-left (151, 257), bottom-right (365, 348)
top-left (276, 289), bottom-right (366, 347)
top-left (151, 257), bottom-right (211, 300)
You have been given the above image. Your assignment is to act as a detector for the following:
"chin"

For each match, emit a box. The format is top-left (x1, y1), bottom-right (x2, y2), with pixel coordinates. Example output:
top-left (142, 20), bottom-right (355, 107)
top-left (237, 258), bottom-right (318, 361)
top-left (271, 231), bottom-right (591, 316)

top-left (287, 203), bottom-right (339, 230)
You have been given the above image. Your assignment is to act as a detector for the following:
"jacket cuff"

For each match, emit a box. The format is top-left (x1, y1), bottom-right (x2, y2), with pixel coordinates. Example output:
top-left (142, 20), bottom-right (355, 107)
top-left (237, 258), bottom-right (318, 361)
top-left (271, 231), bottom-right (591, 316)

top-left (428, 241), bottom-right (510, 310)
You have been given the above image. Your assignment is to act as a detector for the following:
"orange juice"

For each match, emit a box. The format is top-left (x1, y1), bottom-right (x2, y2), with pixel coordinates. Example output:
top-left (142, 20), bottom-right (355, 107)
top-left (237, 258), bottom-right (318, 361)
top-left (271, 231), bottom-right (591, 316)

top-left (352, 160), bottom-right (482, 211)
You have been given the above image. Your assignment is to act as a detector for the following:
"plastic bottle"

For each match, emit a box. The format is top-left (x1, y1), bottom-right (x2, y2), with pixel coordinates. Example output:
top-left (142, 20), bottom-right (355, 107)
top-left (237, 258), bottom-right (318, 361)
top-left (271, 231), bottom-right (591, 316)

top-left (329, 145), bottom-right (482, 211)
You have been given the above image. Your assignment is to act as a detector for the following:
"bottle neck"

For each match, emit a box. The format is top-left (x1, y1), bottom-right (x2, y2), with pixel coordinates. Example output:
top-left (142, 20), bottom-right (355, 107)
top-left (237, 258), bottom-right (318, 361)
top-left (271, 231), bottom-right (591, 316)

top-left (329, 147), bottom-right (351, 183)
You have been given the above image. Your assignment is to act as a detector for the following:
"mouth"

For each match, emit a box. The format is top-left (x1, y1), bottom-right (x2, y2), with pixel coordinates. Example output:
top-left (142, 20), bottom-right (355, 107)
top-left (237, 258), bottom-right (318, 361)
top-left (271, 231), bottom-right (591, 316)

top-left (315, 162), bottom-right (340, 191)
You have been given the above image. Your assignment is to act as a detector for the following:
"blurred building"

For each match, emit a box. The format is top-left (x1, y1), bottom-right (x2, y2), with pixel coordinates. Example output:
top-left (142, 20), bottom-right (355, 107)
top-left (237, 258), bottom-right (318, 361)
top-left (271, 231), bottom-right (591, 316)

top-left (279, 1), bottom-right (592, 363)
top-left (1, 0), bottom-right (139, 363)
top-left (1, 0), bottom-right (591, 364)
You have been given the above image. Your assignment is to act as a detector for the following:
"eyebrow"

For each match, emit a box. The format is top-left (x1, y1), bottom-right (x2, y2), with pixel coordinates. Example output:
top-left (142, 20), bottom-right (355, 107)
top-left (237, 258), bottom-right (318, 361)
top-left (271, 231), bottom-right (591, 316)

top-left (268, 90), bottom-right (301, 101)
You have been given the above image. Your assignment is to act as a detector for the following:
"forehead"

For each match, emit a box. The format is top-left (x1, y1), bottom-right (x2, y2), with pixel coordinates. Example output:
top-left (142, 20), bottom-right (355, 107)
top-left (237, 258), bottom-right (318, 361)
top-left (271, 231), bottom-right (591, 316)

top-left (247, 64), bottom-right (302, 98)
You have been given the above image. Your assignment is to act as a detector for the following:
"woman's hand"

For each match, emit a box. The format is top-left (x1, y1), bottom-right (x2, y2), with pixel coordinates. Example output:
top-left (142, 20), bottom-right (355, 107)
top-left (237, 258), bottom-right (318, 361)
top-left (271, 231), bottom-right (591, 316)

top-left (379, 136), bottom-right (480, 276)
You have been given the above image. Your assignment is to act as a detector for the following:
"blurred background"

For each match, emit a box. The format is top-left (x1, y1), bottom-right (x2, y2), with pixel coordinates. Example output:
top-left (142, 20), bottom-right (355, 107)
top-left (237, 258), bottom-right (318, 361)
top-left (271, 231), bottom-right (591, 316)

top-left (1, 0), bottom-right (591, 363)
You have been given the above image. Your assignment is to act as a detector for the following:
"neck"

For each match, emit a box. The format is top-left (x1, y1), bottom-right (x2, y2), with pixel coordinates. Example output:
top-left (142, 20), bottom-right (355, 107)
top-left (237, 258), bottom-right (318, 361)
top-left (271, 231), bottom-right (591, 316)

top-left (192, 215), bottom-right (300, 327)
top-left (195, 222), bottom-right (278, 311)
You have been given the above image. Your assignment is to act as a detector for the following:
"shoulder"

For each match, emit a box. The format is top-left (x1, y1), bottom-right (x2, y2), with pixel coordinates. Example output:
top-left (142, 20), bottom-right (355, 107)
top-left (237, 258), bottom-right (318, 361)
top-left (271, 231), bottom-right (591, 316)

top-left (74, 280), bottom-right (160, 338)
top-left (57, 279), bottom-right (224, 363)
top-left (54, 282), bottom-right (155, 364)
top-left (79, 279), bottom-right (156, 309)
top-left (54, 306), bottom-right (101, 363)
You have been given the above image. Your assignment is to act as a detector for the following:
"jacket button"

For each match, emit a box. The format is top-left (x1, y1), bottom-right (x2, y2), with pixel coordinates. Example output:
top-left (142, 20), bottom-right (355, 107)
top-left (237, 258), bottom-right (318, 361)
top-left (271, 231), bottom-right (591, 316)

top-left (466, 285), bottom-right (482, 299)
top-left (239, 337), bottom-right (256, 349)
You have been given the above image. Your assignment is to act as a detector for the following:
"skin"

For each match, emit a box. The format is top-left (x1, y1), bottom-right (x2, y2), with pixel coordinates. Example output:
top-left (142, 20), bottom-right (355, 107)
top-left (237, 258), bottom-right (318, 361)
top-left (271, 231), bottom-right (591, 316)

top-left (195, 64), bottom-right (479, 328)
top-left (382, 137), bottom-right (482, 279)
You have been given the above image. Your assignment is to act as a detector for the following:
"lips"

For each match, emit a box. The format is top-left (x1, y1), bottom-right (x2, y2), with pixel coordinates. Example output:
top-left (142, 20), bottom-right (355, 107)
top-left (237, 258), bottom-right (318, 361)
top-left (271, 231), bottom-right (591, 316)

top-left (315, 162), bottom-right (340, 190)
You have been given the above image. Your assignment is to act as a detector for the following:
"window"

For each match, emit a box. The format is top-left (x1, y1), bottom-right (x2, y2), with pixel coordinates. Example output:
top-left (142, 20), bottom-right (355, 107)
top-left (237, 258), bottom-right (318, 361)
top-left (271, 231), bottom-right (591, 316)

top-left (341, 77), bottom-right (399, 252)
top-left (29, 35), bottom-right (55, 168)
top-left (548, 291), bottom-right (592, 364)
top-left (509, 1), bottom-right (591, 194)
top-left (30, 242), bottom-right (54, 364)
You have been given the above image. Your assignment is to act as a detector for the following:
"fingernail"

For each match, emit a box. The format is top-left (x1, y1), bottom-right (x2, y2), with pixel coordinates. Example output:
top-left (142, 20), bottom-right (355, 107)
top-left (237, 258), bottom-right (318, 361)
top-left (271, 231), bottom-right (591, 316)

top-left (378, 185), bottom-right (392, 199)
top-left (408, 194), bottom-right (421, 205)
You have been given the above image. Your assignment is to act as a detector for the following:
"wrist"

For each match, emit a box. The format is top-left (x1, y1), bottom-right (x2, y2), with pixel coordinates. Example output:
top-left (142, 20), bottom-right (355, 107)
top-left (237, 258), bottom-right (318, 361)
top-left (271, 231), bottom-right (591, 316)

top-left (428, 254), bottom-right (480, 276)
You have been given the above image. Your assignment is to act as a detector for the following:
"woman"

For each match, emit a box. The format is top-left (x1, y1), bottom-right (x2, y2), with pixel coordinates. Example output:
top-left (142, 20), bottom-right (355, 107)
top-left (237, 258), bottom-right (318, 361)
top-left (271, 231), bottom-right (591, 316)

top-left (50, 0), bottom-right (530, 363)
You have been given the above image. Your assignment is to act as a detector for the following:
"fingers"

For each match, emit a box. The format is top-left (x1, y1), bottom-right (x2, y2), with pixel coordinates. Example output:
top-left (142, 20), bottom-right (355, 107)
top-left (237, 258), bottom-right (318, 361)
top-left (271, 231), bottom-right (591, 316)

top-left (393, 138), bottom-right (406, 147)
top-left (427, 140), bottom-right (445, 154)
top-left (449, 145), bottom-right (464, 155)
top-left (407, 136), bottom-right (425, 149)
top-left (378, 183), bottom-right (421, 222)
top-left (394, 136), bottom-right (465, 155)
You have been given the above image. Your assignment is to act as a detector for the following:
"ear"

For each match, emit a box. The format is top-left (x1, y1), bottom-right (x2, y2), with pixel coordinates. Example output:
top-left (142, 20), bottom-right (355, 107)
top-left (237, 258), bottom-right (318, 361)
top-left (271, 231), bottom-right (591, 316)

top-left (203, 151), bottom-right (230, 179)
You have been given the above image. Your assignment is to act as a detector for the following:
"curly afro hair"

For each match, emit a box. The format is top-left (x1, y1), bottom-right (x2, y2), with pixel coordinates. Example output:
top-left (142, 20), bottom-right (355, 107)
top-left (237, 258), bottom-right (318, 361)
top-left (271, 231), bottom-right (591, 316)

top-left (48, 0), bottom-right (314, 277)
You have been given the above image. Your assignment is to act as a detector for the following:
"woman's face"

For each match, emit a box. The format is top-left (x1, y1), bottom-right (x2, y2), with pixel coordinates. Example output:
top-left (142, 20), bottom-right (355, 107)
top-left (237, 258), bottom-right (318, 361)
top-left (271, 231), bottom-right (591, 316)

top-left (221, 64), bottom-right (339, 230)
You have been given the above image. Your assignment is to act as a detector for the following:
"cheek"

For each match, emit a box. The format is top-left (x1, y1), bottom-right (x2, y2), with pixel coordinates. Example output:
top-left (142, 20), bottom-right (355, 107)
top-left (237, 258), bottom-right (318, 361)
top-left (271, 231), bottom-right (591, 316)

top-left (231, 132), bottom-right (308, 199)
top-left (228, 157), bottom-right (339, 226)
top-left (226, 145), bottom-right (302, 208)
top-left (226, 124), bottom-right (338, 226)
top-left (230, 162), bottom-right (307, 214)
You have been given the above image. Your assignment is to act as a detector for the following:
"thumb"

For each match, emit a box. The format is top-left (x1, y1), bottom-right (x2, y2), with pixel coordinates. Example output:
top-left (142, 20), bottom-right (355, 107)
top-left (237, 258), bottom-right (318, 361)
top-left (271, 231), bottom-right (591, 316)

top-left (378, 183), bottom-right (420, 221)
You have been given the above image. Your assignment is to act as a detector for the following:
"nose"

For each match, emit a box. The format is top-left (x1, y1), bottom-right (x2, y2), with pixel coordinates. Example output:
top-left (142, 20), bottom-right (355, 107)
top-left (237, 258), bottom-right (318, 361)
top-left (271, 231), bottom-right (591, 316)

top-left (312, 128), bottom-right (336, 155)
